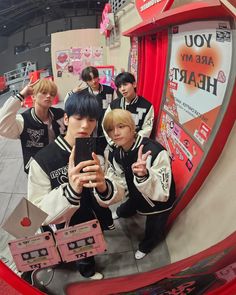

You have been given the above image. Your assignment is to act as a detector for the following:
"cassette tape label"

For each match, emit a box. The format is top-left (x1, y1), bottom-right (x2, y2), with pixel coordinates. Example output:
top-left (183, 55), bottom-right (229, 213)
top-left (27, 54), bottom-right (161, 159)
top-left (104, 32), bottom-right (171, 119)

top-left (56, 219), bottom-right (107, 263)
top-left (9, 232), bottom-right (61, 272)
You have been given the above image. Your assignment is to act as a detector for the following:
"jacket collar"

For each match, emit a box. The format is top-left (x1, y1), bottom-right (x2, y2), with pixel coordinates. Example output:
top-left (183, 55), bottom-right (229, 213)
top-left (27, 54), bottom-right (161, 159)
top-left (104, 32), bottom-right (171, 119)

top-left (121, 95), bottom-right (139, 109)
top-left (88, 84), bottom-right (103, 95)
top-left (31, 108), bottom-right (54, 124)
top-left (119, 135), bottom-right (143, 158)
top-left (55, 135), bottom-right (72, 152)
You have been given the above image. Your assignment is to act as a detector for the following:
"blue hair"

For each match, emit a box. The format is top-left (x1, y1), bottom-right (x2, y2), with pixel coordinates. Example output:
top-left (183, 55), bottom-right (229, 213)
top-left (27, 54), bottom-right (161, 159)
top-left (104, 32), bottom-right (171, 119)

top-left (65, 89), bottom-right (100, 120)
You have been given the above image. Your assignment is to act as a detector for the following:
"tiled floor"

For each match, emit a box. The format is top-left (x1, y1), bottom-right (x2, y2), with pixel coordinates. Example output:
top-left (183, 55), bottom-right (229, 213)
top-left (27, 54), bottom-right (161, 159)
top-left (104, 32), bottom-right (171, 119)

top-left (0, 93), bottom-right (170, 295)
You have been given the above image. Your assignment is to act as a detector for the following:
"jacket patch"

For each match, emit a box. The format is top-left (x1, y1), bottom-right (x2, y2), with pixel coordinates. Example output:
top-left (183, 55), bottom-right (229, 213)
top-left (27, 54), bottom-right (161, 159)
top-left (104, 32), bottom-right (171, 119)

top-left (131, 107), bottom-right (147, 126)
top-left (158, 167), bottom-right (170, 191)
top-left (50, 165), bottom-right (68, 185)
top-left (26, 128), bottom-right (44, 147)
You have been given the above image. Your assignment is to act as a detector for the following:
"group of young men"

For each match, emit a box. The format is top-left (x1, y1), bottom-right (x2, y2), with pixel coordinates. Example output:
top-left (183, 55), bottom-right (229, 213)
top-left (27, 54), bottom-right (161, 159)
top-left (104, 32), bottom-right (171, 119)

top-left (0, 66), bottom-right (176, 284)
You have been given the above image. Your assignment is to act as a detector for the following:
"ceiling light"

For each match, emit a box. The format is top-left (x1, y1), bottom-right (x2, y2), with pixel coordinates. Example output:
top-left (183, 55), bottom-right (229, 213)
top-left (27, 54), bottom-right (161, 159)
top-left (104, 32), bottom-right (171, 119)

top-left (3, 25), bottom-right (7, 28)
top-left (97, 1), bottom-right (101, 4)
top-left (46, 6), bottom-right (50, 10)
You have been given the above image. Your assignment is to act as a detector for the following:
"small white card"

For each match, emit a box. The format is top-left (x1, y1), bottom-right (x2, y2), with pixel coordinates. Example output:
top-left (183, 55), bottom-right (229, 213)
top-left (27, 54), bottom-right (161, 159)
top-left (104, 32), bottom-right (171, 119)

top-left (1, 197), bottom-right (48, 238)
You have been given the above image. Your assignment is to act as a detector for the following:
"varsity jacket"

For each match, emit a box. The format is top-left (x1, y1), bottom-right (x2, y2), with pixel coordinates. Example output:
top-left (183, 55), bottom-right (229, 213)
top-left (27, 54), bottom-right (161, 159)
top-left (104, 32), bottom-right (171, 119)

top-left (103, 96), bottom-right (154, 146)
top-left (106, 135), bottom-right (176, 215)
top-left (28, 135), bottom-right (124, 225)
top-left (0, 95), bottom-right (66, 173)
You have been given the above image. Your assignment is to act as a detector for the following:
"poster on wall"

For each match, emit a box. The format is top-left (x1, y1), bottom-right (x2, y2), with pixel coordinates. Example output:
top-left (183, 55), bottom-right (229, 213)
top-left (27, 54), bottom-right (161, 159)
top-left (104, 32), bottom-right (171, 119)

top-left (128, 36), bottom-right (139, 80)
top-left (69, 47), bottom-right (83, 75)
top-left (92, 46), bottom-right (104, 66)
top-left (55, 47), bottom-right (104, 77)
top-left (56, 50), bottom-right (70, 72)
top-left (156, 20), bottom-right (233, 197)
top-left (96, 65), bottom-right (114, 87)
top-left (163, 20), bottom-right (232, 147)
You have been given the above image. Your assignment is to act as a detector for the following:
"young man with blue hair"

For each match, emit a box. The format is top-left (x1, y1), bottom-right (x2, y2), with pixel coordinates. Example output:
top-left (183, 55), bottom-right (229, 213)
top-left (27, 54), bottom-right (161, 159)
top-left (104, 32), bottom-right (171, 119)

top-left (27, 90), bottom-right (123, 280)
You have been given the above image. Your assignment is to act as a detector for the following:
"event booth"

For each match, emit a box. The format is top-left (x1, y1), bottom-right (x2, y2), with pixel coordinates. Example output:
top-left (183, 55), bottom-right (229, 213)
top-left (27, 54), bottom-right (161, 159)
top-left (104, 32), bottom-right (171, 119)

top-left (0, 0), bottom-right (236, 294)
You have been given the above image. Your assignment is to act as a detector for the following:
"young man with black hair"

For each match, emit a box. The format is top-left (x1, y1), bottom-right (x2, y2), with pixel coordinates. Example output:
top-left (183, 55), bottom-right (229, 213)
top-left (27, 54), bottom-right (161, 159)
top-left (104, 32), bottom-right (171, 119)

top-left (0, 79), bottom-right (66, 173)
top-left (103, 72), bottom-right (154, 147)
top-left (27, 91), bottom-right (123, 280)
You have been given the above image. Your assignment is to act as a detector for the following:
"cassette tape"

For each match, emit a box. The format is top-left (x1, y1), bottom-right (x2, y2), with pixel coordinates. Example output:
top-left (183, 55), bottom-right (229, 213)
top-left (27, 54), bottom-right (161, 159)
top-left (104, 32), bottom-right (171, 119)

top-left (8, 231), bottom-right (61, 272)
top-left (55, 219), bottom-right (107, 263)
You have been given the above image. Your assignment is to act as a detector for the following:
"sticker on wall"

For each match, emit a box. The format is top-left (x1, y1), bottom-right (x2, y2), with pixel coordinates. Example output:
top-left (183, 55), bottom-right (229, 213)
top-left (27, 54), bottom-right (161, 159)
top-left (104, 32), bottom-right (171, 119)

top-left (156, 110), bottom-right (203, 196)
top-left (92, 46), bottom-right (103, 66)
top-left (81, 47), bottom-right (93, 67)
top-left (56, 50), bottom-right (70, 71)
top-left (57, 70), bottom-right (62, 78)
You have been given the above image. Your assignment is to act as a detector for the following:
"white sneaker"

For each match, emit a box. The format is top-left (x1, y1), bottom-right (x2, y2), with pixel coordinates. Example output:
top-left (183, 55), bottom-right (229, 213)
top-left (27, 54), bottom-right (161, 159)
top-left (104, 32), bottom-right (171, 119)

top-left (112, 211), bottom-right (119, 220)
top-left (88, 272), bottom-right (104, 280)
top-left (135, 250), bottom-right (147, 260)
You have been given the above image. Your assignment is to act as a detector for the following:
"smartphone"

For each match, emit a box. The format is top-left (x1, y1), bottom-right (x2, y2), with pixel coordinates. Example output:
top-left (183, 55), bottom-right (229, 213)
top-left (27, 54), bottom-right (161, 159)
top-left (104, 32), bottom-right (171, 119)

top-left (74, 137), bottom-right (96, 165)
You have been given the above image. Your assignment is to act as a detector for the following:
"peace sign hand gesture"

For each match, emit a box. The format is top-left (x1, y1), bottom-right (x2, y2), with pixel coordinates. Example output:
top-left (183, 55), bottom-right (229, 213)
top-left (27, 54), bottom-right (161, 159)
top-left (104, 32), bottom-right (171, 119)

top-left (132, 145), bottom-right (151, 177)
top-left (20, 77), bottom-right (40, 98)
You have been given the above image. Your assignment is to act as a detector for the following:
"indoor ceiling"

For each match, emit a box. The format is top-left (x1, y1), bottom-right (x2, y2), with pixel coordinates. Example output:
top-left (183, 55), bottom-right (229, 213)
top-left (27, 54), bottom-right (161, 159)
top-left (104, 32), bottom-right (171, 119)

top-left (0, 0), bottom-right (107, 37)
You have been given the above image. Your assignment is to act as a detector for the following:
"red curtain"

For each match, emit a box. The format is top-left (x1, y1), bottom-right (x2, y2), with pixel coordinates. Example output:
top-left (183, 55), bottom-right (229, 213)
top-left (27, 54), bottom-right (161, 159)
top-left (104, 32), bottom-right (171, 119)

top-left (137, 30), bottom-right (169, 118)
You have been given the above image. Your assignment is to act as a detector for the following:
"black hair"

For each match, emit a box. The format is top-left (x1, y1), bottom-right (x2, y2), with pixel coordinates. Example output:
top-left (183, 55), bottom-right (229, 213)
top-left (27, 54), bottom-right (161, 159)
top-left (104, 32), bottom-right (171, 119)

top-left (115, 72), bottom-right (136, 88)
top-left (81, 66), bottom-right (99, 82)
top-left (65, 89), bottom-right (100, 120)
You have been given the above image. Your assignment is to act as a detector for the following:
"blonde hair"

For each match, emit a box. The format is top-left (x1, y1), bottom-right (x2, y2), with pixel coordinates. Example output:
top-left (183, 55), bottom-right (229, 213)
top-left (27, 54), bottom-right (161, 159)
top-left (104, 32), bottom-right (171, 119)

top-left (103, 109), bottom-right (136, 134)
top-left (33, 79), bottom-right (57, 97)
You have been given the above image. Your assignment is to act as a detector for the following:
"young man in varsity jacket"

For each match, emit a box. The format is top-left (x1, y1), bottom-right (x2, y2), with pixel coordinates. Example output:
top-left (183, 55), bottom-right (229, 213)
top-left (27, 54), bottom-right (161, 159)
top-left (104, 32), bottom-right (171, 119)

top-left (28, 91), bottom-right (124, 280)
top-left (103, 109), bottom-right (176, 260)
top-left (103, 72), bottom-right (154, 147)
top-left (0, 78), bottom-right (66, 173)
top-left (66, 66), bottom-right (116, 153)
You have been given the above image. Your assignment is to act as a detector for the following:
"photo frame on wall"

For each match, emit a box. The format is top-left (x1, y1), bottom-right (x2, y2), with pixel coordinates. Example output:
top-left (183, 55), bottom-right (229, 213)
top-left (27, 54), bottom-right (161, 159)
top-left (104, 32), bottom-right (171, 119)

top-left (96, 65), bottom-right (114, 87)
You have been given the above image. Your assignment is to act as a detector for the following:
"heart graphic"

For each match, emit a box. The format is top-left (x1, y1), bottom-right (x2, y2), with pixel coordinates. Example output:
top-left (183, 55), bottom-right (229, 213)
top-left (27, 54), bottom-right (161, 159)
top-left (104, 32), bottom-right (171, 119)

top-left (217, 70), bottom-right (226, 83)
top-left (176, 45), bottom-right (220, 93)
top-left (58, 53), bottom-right (68, 63)
top-left (94, 51), bottom-right (101, 57)
top-left (29, 130), bottom-right (41, 142)
top-left (20, 217), bottom-right (31, 227)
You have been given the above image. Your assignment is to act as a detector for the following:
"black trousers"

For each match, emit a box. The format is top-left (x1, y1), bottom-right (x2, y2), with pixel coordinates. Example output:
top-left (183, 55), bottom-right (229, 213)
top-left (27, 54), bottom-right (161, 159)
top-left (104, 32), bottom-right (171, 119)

top-left (116, 198), bottom-right (170, 253)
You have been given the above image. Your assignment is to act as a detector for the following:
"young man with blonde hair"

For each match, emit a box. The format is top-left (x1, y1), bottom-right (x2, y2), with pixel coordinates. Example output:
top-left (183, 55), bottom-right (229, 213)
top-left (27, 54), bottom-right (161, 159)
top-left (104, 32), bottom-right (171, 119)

top-left (103, 109), bottom-right (176, 260)
top-left (0, 79), bottom-right (66, 173)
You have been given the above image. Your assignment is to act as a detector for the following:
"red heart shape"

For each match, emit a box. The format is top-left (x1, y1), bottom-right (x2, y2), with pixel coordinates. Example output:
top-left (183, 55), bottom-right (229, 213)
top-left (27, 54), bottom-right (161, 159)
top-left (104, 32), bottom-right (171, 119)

top-left (177, 45), bottom-right (220, 93)
top-left (20, 217), bottom-right (31, 227)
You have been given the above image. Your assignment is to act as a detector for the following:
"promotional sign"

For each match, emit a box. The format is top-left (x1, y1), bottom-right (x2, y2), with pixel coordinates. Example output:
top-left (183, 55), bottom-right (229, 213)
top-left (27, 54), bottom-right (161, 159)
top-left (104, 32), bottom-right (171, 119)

top-left (163, 20), bottom-right (232, 147)
top-left (157, 20), bottom-right (233, 196)
top-left (135, 0), bottom-right (173, 21)
top-left (157, 110), bottom-right (203, 196)
top-left (55, 47), bottom-right (104, 78)
top-left (128, 37), bottom-right (139, 81)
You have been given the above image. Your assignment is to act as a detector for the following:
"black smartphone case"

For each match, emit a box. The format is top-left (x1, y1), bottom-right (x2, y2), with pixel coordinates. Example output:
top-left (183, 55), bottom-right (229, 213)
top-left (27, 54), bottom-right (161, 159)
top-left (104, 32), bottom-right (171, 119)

top-left (74, 137), bottom-right (96, 165)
